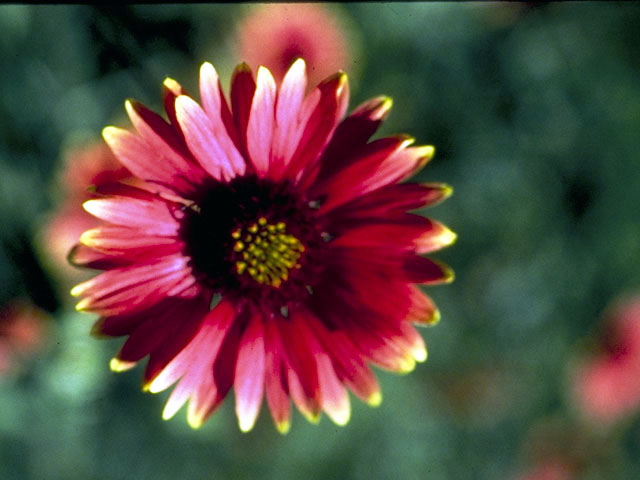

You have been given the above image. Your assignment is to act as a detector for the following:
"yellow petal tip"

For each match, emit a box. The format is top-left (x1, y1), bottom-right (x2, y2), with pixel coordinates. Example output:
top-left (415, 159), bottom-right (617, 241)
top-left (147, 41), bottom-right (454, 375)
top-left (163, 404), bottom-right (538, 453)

top-left (109, 357), bottom-right (136, 372)
top-left (367, 391), bottom-right (383, 407)
top-left (74, 298), bottom-right (90, 311)
top-left (275, 419), bottom-right (291, 435)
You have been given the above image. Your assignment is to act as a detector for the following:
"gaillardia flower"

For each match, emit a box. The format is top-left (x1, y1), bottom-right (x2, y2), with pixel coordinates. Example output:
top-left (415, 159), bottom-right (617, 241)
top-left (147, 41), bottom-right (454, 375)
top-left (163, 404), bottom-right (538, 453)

top-left (70, 59), bottom-right (455, 432)
top-left (236, 3), bottom-right (351, 87)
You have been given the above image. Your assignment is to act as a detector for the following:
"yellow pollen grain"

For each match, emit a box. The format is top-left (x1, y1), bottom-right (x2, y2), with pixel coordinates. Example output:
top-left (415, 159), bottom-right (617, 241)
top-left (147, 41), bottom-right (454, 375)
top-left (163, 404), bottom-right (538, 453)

top-left (231, 219), bottom-right (304, 288)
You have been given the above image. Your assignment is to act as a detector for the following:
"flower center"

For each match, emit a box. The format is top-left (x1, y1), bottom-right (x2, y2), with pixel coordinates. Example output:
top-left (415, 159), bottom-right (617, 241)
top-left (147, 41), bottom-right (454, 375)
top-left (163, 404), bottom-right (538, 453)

top-left (231, 217), bottom-right (304, 288)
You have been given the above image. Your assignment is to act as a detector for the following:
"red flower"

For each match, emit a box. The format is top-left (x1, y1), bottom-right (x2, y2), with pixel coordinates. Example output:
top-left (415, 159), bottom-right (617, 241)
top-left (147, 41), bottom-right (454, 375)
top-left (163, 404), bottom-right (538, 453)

top-left (70, 60), bottom-right (455, 432)
top-left (236, 4), bottom-right (351, 87)
top-left (571, 295), bottom-right (640, 424)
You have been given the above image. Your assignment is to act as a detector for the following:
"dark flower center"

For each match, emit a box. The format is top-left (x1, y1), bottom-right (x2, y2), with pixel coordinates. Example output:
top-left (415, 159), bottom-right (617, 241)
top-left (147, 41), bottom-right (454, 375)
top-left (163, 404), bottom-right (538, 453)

top-left (180, 175), bottom-right (322, 303)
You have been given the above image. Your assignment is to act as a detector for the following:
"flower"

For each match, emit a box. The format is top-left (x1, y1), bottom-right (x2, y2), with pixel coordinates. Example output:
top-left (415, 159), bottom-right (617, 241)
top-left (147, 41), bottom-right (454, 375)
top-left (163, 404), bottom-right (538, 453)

top-left (39, 141), bottom-right (131, 282)
top-left (513, 460), bottom-right (575, 480)
top-left (236, 4), bottom-right (351, 87)
top-left (70, 59), bottom-right (455, 432)
top-left (0, 300), bottom-right (48, 375)
top-left (571, 295), bottom-right (640, 424)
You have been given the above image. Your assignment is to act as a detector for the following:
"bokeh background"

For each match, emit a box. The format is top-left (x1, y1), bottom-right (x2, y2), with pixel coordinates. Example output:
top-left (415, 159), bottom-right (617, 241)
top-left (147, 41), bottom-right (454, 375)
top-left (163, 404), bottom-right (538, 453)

top-left (1, 3), bottom-right (640, 479)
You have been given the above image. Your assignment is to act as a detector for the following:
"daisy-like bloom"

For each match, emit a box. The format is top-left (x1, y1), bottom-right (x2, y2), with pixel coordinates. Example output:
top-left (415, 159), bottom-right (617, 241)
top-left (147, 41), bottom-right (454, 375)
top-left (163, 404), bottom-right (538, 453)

top-left (571, 295), bottom-right (640, 424)
top-left (236, 4), bottom-right (351, 87)
top-left (70, 59), bottom-right (455, 432)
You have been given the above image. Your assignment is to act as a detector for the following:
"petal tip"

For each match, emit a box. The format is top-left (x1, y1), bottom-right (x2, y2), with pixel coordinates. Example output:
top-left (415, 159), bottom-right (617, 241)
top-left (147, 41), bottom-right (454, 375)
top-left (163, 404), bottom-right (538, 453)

top-left (367, 391), bottom-right (383, 407)
top-left (187, 411), bottom-right (204, 430)
top-left (75, 298), bottom-right (90, 312)
top-left (275, 419), bottom-right (291, 435)
top-left (110, 357), bottom-right (137, 372)
top-left (238, 416), bottom-right (257, 433)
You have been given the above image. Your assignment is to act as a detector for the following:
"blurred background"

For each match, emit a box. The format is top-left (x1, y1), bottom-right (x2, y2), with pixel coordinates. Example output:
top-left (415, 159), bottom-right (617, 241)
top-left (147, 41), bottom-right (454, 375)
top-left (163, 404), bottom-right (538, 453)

top-left (1, 3), bottom-right (640, 479)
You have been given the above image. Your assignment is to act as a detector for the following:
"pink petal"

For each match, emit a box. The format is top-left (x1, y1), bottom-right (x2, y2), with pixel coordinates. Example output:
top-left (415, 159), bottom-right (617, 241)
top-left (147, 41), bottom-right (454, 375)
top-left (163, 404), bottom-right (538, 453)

top-left (198, 62), bottom-right (246, 176)
top-left (82, 196), bottom-right (181, 235)
top-left (71, 254), bottom-right (195, 316)
top-left (234, 313), bottom-right (266, 432)
top-left (306, 316), bottom-right (381, 406)
top-left (269, 58), bottom-right (308, 179)
top-left (188, 319), bottom-right (241, 428)
top-left (102, 127), bottom-right (183, 196)
top-left (175, 95), bottom-right (241, 181)
top-left (143, 296), bottom-right (229, 390)
top-left (125, 99), bottom-right (208, 192)
top-left (295, 309), bottom-right (350, 425)
top-left (79, 225), bottom-right (181, 257)
top-left (246, 66), bottom-right (277, 176)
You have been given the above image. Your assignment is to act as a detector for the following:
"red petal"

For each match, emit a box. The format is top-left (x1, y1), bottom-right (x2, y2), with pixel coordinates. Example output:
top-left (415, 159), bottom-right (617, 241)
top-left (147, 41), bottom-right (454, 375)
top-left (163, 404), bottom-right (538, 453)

top-left (144, 297), bottom-right (232, 392)
top-left (230, 63), bottom-right (256, 159)
top-left (277, 314), bottom-right (322, 423)
top-left (283, 72), bottom-right (349, 182)
top-left (331, 214), bottom-right (456, 254)
top-left (314, 140), bottom-right (435, 212)
top-left (68, 244), bottom-right (130, 270)
top-left (306, 95), bottom-right (393, 186)
top-left (264, 318), bottom-right (291, 433)
top-left (162, 77), bottom-right (188, 141)
top-left (329, 182), bottom-right (453, 220)
top-left (115, 298), bottom-right (202, 363)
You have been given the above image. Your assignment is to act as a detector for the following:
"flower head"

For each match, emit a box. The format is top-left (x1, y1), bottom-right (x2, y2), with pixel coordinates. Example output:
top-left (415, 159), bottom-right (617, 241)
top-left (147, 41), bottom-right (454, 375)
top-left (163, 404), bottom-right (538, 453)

top-left (236, 4), bottom-right (351, 87)
top-left (571, 295), bottom-right (640, 424)
top-left (70, 59), bottom-right (455, 432)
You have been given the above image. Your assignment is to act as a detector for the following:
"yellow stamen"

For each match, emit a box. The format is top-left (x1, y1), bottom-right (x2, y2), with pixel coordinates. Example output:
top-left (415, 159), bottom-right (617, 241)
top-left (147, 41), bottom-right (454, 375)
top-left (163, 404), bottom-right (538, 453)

top-left (231, 219), bottom-right (305, 288)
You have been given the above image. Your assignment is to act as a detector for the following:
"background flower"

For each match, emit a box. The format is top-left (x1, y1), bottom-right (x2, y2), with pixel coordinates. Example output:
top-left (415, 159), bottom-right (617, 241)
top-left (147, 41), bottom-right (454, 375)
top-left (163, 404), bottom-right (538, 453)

top-left (570, 295), bottom-right (640, 424)
top-left (235, 3), bottom-right (353, 87)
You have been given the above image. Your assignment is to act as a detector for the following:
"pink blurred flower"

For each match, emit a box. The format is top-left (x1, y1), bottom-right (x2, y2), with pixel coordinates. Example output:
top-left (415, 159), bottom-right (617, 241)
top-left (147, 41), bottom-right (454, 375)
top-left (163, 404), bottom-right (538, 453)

top-left (571, 295), bottom-right (640, 424)
top-left (513, 460), bottom-right (574, 480)
top-left (236, 3), bottom-right (351, 86)
top-left (0, 300), bottom-right (48, 374)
